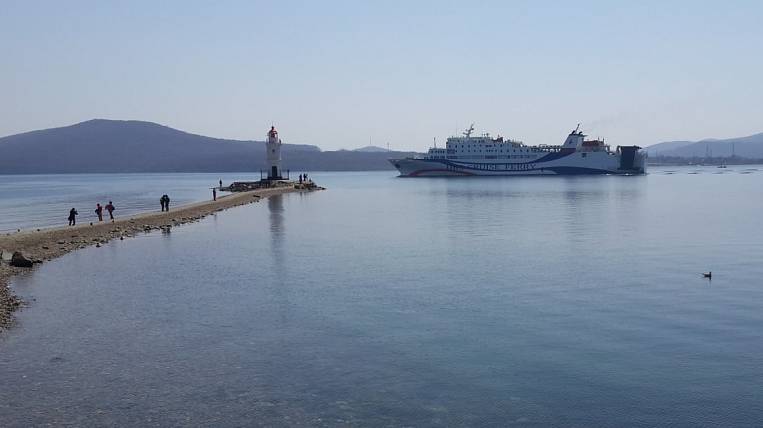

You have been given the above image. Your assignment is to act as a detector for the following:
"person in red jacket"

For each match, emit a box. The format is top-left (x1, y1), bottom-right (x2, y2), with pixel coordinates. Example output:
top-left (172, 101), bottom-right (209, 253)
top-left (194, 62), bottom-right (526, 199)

top-left (95, 203), bottom-right (103, 222)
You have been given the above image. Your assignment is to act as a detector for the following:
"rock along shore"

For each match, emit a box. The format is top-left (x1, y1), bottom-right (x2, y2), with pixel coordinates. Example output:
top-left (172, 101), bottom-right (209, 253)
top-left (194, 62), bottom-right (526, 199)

top-left (0, 185), bottom-right (319, 331)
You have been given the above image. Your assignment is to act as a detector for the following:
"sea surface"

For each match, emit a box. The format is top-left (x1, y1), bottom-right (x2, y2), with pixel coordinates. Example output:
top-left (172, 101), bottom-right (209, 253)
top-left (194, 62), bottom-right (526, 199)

top-left (2, 167), bottom-right (763, 427)
top-left (0, 173), bottom-right (259, 232)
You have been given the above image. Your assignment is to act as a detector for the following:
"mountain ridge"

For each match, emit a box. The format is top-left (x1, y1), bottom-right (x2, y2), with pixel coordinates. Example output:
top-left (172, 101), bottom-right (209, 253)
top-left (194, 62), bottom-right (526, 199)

top-left (353, 145), bottom-right (390, 153)
top-left (646, 132), bottom-right (763, 158)
top-left (0, 119), bottom-right (414, 174)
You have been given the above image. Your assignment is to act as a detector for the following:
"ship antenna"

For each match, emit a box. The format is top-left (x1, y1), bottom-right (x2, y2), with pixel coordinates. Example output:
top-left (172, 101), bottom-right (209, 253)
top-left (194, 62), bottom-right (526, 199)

top-left (574, 123), bottom-right (581, 134)
top-left (463, 123), bottom-right (475, 138)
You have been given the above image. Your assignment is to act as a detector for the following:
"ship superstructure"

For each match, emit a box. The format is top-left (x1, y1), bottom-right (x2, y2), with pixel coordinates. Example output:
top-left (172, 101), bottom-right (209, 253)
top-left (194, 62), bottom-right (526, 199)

top-left (389, 125), bottom-right (646, 176)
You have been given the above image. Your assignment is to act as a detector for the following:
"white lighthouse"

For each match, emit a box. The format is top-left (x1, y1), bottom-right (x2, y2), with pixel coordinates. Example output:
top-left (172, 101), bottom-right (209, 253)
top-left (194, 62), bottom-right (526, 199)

top-left (266, 125), bottom-right (282, 179)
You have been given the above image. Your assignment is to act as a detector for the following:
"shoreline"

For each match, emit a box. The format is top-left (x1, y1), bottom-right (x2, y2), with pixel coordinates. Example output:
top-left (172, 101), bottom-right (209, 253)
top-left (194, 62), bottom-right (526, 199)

top-left (0, 185), bottom-right (317, 331)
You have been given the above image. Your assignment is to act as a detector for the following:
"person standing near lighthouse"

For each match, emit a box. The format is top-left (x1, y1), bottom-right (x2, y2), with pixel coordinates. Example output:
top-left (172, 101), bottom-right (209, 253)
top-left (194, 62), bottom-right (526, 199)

top-left (266, 126), bottom-right (282, 180)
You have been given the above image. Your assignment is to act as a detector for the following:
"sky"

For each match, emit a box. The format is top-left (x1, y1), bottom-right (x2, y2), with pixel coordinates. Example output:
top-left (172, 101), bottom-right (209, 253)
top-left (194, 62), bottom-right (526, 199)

top-left (2, 0), bottom-right (762, 151)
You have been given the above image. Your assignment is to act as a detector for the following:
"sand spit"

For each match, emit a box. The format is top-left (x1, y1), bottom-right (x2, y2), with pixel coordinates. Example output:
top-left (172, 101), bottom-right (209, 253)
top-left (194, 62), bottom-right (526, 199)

top-left (0, 185), bottom-right (318, 331)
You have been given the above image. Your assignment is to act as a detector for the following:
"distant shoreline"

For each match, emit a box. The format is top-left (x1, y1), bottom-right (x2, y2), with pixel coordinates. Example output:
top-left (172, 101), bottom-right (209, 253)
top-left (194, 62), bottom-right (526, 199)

top-left (0, 167), bottom-right (399, 175)
top-left (648, 159), bottom-right (763, 167)
top-left (0, 185), bottom-right (319, 332)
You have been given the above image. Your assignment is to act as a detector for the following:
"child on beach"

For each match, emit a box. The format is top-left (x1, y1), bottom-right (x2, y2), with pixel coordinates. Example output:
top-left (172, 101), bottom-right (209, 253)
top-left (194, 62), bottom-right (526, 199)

top-left (105, 201), bottom-right (115, 221)
top-left (95, 203), bottom-right (103, 222)
top-left (68, 208), bottom-right (78, 226)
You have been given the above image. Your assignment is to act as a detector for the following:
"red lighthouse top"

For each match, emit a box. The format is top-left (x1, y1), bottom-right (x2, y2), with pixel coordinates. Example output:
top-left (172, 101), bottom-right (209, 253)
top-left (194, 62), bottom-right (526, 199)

top-left (268, 126), bottom-right (278, 138)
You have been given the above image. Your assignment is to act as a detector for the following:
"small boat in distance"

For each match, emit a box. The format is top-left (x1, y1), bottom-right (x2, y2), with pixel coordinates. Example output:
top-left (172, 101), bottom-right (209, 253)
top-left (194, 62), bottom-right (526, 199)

top-left (389, 124), bottom-right (647, 177)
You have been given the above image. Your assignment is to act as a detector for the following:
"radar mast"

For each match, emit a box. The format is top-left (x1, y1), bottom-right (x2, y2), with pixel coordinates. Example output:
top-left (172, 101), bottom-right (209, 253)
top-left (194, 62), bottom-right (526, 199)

top-left (463, 124), bottom-right (475, 138)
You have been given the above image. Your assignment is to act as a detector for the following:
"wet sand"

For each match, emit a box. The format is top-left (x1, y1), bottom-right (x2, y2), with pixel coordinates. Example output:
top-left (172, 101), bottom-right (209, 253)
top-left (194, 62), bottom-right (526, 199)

top-left (0, 186), bottom-right (317, 331)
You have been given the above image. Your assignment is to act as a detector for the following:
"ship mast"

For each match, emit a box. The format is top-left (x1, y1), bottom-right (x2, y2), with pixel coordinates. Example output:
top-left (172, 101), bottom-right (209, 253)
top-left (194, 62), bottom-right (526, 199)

top-left (463, 123), bottom-right (475, 138)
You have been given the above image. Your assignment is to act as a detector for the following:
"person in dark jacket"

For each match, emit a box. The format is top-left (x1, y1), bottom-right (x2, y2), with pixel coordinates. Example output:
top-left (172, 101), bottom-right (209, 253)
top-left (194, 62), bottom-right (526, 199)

top-left (105, 201), bottom-right (115, 221)
top-left (95, 203), bottom-right (104, 221)
top-left (68, 208), bottom-right (78, 226)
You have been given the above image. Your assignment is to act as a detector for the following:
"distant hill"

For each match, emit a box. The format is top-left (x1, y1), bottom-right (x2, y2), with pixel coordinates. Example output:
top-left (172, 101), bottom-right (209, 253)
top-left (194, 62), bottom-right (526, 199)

top-left (647, 132), bottom-right (763, 158)
top-left (353, 145), bottom-right (390, 153)
top-left (644, 140), bottom-right (694, 156)
top-left (0, 120), bottom-right (417, 174)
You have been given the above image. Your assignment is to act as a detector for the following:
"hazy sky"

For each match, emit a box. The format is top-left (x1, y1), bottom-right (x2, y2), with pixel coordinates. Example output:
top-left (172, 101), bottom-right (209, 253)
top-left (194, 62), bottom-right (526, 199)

top-left (2, 1), bottom-right (762, 151)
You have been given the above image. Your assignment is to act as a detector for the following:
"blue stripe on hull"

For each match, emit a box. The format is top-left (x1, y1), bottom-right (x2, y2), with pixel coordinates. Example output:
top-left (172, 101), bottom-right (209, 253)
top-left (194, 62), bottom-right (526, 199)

top-left (411, 159), bottom-right (615, 175)
top-left (545, 166), bottom-right (611, 175)
top-left (392, 158), bottom-right (636, 176)
top-left (531, 148), bottom-right (575, 163)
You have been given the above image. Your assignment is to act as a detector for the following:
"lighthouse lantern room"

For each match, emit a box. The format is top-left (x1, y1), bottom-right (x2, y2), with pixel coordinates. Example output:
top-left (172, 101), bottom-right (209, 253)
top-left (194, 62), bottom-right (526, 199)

top-left (266, 126), bottom-right (283, 180)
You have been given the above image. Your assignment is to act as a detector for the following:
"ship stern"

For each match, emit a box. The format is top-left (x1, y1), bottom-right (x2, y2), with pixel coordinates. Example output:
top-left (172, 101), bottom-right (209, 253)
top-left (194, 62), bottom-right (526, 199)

top-left (618, 146), bottom-right (647, 174)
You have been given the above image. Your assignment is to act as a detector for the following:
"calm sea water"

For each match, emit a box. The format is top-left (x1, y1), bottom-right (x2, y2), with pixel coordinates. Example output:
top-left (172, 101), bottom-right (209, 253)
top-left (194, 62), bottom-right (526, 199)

top-left (0, 173), bottom-right (262, 232)
top-left (2, 168), bottom-right (763, 427)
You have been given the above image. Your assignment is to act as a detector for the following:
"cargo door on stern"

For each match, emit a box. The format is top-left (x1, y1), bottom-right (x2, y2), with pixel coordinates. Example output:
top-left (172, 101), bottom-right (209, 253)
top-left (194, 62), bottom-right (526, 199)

top-left (619, 146), bottom-right (638, 170)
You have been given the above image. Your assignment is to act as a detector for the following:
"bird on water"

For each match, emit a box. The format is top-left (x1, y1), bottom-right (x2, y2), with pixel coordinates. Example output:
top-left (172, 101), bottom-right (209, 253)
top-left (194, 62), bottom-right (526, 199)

top-left (703, 271), bottom-right (712, 279)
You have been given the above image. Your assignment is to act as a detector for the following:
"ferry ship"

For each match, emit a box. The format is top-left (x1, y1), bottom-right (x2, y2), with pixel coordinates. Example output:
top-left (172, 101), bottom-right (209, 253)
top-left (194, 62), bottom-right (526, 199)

top-left (389, 125), bottom-right (646, 176)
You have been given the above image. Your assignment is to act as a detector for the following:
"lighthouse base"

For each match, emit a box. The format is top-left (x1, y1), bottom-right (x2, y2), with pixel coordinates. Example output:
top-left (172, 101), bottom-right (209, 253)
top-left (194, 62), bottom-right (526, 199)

top-left (261, 169), bottom-right (289, 181)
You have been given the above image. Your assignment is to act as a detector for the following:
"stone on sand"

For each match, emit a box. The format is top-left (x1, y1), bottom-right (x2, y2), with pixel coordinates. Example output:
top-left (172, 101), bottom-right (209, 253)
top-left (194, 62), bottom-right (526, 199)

top-left (10, 251), bottom-right (33, 268)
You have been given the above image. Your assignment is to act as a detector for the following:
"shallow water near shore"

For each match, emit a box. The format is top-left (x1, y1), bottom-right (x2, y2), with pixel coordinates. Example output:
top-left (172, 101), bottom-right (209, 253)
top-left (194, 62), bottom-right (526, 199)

top-left (2, 168), bottom-right (763, 426)
top-left (0, 173), bottom-right (257, 232)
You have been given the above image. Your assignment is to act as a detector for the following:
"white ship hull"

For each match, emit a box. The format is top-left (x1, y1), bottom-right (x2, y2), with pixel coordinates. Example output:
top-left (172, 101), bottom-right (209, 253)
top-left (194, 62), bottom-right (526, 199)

top-left (390, 149), bottom-right (646, 177)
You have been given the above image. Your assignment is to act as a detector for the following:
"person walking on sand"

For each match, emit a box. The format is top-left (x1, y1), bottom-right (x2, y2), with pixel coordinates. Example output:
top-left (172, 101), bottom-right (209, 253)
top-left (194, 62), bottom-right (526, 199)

top-left (212, 188), bottom-right (217, 201)
top-left (95, 203), bottom-right (104, 222)
top-left (68, 208), bottom-right (78, 226)
top-left (161, 194), bottom-right (171, 212)
top-left (105, 201), bottom-right (115, 221)
top-left (160, 195), bottom-right (166, 212)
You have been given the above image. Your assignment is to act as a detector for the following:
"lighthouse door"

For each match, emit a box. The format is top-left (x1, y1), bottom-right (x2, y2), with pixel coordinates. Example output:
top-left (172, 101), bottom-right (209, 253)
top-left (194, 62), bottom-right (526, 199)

top-left (271, 166), bottom-right (278, 178)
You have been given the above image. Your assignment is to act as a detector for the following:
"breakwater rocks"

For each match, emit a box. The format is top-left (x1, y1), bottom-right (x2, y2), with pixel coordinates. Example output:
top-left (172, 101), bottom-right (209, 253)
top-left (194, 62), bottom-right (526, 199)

top-left (0, 186), bottom-right (321, 331)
